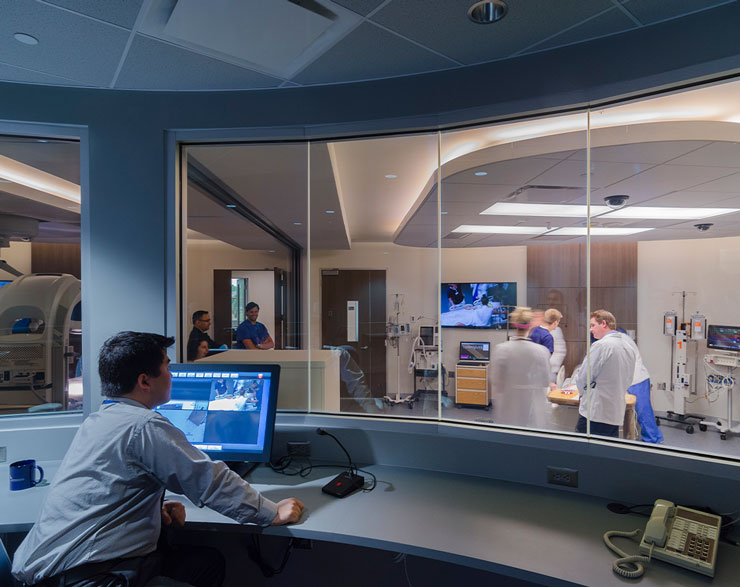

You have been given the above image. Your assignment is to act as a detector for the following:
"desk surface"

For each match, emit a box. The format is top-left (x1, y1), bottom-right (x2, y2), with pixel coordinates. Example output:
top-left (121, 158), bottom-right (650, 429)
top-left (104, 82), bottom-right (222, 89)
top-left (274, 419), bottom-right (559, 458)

top-left (3, 462), bottom-right (738, 586)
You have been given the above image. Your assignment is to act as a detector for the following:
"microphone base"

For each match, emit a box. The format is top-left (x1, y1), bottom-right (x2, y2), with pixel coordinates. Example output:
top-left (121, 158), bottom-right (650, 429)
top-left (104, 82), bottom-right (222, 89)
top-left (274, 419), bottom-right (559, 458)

top-left (322, 471), bottom-right (365, 498)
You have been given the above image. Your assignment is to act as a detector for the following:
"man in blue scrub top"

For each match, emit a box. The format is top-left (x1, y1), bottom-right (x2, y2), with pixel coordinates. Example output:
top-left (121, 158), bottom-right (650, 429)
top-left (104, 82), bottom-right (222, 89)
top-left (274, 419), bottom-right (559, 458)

top-left (235, 302), bottom-right (275, 350)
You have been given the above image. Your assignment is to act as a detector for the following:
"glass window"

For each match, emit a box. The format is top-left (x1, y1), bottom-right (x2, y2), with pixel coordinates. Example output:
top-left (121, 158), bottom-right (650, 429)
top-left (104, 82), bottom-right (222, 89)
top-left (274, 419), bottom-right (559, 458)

top-left (0, 134), bottom-right (82, 415)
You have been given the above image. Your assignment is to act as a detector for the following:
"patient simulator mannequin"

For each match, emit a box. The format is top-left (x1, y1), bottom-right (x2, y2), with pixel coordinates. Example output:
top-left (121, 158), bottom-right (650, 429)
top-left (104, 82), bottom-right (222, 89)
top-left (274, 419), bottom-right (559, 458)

top-left (491, 307), bottom-right (552, 428)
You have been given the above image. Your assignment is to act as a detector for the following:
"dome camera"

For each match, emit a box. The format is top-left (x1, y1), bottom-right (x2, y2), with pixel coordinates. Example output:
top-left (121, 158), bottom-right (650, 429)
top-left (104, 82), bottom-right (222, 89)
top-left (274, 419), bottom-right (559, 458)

top-left (694, 223), bottom-right (713, 231)
top-left (604, 194), bottom-right (629, 209)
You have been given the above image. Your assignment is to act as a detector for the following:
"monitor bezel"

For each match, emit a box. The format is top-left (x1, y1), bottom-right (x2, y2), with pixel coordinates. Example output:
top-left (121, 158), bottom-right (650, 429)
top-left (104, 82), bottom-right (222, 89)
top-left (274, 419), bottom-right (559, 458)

top-left (167, 362), bottom-right (281, 462)
top-left (458, 341), bottom-right (491, 361)
top-left (706, 325), bottom-right (740, 353)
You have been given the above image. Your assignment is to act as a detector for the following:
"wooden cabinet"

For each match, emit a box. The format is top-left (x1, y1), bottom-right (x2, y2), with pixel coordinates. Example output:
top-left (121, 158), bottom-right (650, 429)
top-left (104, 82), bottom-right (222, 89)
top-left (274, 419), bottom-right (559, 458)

top-left (455, 364), bottom-right (490, 408)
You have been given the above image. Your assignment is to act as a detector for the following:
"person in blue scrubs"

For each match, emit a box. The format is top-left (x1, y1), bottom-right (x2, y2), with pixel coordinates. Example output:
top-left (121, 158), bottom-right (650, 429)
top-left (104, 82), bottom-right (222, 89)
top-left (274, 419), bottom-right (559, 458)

top-left (235, 302), bottom-right (275, 350)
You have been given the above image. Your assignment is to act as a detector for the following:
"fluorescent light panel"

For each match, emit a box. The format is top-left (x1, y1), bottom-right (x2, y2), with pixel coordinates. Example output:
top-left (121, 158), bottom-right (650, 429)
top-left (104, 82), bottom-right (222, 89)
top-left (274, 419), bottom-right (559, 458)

top-left (549, 227), bottom-right (654, 236)
top-left (480, 202), bottom-right (611, 217)
top-left (452, 225), bottom-right (552, 235)
top-left (598, 206), bottom-right (738, 220)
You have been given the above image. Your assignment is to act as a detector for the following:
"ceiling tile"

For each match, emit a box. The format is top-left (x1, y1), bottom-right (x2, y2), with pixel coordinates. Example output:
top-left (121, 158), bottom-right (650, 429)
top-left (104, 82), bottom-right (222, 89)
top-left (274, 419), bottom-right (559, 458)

top-left (445, 157), bottom-right (558, 186)
top-left (292, 22), bottom-right (456, 85)
top-left (520, 6), bottom-right (636, 54)
top-left (0, 2), bottom-right (129, 85)
top-left (42, 0), bottom-right (145, 29)
top-left (0, 61), bottom-right (90, 87)
top-left (668, 141), bottom-right (740, 168)
top-left (531, 159), bottom-right (653, 189)
top-left (117, 35), bottom-right (283, 90)
top-left (642, 190), bottom-right (740, 207)
top-left (618, 0), bottom-right (731, 25)
top-left (331, 0), bottom-right (386, 16)
top-left (568, 141), bottom-right (709, 164)
top-left (688, 171), bottom-right (740, 192)
top-left (371, 0), bottom-right (613, 64)
top-left (603, 164), bottom-right (740, 200)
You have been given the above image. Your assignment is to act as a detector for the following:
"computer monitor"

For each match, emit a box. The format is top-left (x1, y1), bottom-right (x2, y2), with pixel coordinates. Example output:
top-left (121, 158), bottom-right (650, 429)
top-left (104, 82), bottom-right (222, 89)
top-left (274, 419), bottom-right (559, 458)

top-left (706, 325), bottom-right (740, 353)
top-left (159, 363), bottom-right (280, 462)
top-left (459, 341), bottom-right (491, 361)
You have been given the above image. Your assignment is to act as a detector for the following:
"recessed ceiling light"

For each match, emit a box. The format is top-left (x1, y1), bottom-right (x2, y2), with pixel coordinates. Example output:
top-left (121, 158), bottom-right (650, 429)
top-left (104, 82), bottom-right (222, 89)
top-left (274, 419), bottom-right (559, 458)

top-left (14, 33), bottom-right (39, 45)
top-left (467, 0), bottom-right (508, 24)
top-left (474, 171), bottom-right (488, 176)
top-left (440, 211), bottom-right (448, 215)
top-left (384, 174), bottom-right (397, 179)
top-left (598, 206), bottom-right (738, 220)
top-left (452, 225), bottom-right (553, 235)
top-left (268, 250), bottom-right (275, 253)
top-left (325, 210), bottom-right (335, 214)
top-left (225, 204), bottom-right (236, 208)
top-left (293, 221), bottom-right (302, 225)
top-left (480, 202), bottom-right (611, 217)
top-left (549, 227), bottom-right (654, 236)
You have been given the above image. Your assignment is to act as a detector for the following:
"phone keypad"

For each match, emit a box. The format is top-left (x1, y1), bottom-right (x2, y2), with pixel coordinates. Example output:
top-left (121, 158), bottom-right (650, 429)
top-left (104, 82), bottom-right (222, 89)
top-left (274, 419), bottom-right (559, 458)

top-left (670, 517), bottom-right (717, 563)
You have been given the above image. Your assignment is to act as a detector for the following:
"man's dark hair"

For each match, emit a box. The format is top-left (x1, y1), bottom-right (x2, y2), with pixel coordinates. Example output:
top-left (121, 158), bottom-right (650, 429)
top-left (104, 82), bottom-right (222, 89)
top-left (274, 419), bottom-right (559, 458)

top-left (192, 310), bottom-right (209, 325)
top-left (245, 302), bottom-right (259, 313)
top-left (99, 331), bottom-right (174, 397)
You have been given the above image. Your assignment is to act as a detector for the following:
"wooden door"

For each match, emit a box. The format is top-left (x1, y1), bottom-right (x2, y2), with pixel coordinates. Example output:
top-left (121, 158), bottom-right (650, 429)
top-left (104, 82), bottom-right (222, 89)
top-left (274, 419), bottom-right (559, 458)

top-left (321, 269), bottom-right (386, 398)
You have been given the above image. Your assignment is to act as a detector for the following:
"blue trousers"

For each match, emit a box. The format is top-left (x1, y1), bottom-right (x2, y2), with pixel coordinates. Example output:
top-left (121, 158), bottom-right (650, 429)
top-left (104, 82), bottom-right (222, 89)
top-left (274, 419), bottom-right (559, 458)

top-left (629, 378), bottom-right (664, 443)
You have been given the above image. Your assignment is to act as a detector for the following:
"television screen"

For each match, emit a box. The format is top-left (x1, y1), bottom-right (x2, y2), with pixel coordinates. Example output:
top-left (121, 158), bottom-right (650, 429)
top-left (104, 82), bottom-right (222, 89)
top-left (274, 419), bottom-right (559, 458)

top-left (707, 325), bottom-right (740, 352)
top-left (441, 282), bottom-right (517, 329)
top-left (158, 363), bottom-right (280, 462)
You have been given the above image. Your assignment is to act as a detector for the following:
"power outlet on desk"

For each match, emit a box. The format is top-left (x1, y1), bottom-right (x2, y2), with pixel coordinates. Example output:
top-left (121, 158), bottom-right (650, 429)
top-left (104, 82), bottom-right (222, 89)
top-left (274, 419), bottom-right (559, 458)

top-left (287, 441), bottom-right (311, 457)
top-left (547, 466), bottom-right (579, 488)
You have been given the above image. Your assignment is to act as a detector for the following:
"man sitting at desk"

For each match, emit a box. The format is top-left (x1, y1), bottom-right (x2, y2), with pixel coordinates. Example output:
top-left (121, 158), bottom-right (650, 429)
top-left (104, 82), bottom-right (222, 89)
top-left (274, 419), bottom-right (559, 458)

top-left (235, 302), bottom-right (275, 350)
top-left (188, 310), bottom-right (216, 349)
top-left (12, 331), bottom-right (303, 586)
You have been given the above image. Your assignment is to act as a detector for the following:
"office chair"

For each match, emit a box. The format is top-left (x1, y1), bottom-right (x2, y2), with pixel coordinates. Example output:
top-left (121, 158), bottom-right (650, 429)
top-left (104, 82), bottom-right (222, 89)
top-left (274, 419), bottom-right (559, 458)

top-left (0, 537), bottom-right (14, 587)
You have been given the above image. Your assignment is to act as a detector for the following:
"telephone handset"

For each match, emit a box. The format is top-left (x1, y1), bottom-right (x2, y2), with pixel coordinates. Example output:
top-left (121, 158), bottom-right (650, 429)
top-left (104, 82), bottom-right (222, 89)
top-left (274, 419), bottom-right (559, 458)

top-left (604, 499), bottom-right (722, 579)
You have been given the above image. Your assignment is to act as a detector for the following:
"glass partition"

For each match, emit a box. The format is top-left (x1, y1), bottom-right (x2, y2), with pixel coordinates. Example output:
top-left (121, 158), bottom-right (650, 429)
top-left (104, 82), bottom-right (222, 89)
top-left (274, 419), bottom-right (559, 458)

top-left (0, 134), bottom-right (82, 416)
top-left (183, 143), bottom-right (309, 410)
top-left (310, 134), bottom-right (440, 416)
top-left (439, 115), bottom-right (589, 432)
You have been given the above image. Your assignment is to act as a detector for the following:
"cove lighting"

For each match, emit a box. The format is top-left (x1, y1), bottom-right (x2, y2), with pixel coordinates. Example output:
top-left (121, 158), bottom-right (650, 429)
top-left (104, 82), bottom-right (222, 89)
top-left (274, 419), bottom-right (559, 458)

top-left (480, 202), bottom-right (611, 217)
top-left (384, 174), bottom-right (397, 179)
top-left (0, 154), bottom-right (80, 203)
top-left (452, 225), bottom-right (552, 235)
top-left (598, 206), bottom-right (738, 220)
top-left (549, 227), bottom-right (654, 236)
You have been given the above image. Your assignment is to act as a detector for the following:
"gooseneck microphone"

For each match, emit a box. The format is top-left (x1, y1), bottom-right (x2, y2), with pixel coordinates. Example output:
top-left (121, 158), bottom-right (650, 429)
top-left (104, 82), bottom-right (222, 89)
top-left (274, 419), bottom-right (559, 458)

top-left (316, 427), bottom-right (365, 498)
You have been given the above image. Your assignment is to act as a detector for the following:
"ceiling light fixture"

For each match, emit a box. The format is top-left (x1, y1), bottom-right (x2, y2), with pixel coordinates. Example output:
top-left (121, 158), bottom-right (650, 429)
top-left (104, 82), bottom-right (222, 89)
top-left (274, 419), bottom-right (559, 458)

top-left (384, 174), bottom-right (397, 179)
top-left (549, 227), bottom-right (654, 236)
top-left (293, 221), bottom-right (302, 225)
top-left (14, 33), bottom-right (39, 45)
top-left (599, 206), bottom-right (738, 220)
top-left (480, 202), bottom-right (612, 217)
top-left (452, 225), bottom-right (552, 235)
top-left (474, 171), bottom-right (488, 176)
top-left (467, 0), bottom-right (508, 24)
top-left (225, 204), bottom-right (236, 208)
top-left (325, 210), bottom-right (335, 214)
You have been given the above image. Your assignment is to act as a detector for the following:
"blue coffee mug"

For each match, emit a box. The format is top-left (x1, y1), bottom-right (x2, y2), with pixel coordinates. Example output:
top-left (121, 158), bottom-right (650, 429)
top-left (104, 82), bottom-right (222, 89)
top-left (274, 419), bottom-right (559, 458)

top-left (9, 459), bottom-right (44, 491)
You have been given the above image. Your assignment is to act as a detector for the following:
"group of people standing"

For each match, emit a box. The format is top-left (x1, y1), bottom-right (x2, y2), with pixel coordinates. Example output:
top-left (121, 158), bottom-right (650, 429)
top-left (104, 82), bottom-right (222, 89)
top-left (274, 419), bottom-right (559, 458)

top-left (491, 307), bottom-right (662, 443)
top-left (186, 302), bottom-right (274, 361)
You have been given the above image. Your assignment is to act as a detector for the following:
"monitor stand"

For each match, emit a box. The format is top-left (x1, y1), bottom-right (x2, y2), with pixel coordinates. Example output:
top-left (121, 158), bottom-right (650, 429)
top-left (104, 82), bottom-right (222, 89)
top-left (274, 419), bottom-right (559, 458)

top-left (226, 461), bottom-right (260, 479)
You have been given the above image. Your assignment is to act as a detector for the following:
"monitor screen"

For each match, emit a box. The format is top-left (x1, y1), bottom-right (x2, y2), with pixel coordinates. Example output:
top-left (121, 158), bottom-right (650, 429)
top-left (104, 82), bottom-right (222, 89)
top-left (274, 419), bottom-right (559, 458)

top-left (459, 341), bottom-right (490, 361)
top-left (0, 280), bottom-right (11, 288)
top-left (707, 325), bottom-right (740, 352)
top-left (441, 282), bottom-right (517, 329)
top-left (159, 363), bottom-right (280, 462)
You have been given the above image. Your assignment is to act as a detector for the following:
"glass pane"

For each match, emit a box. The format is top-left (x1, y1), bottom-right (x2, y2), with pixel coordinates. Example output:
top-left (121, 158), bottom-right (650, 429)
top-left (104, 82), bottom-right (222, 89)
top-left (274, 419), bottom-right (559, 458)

top-left (440, 115), bottom-right (589, 433)
top-left (0, 134), bottom-right (82, 415)
top-left (587, 79), bottom-right (740, 456)
top-left (183, 142), bottom-right (308, 410)
top-left (311, 134), bottom-right (440, 416)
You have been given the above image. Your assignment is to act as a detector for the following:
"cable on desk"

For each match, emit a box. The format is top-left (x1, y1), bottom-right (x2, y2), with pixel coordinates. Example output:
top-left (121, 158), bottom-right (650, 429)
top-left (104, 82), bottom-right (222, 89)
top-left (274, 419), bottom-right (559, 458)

top-left (603, 529), bottom-right (652, 579)
top-left (246, 534), bottom-right (293, 578)
top-left (297, 464), bottom-right (377, 492)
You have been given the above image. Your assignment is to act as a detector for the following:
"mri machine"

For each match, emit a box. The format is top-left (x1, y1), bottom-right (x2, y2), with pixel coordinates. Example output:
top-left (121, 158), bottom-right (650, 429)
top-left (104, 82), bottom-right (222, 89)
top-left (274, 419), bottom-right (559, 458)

top-left (0, 273), bottom-right (81, 410)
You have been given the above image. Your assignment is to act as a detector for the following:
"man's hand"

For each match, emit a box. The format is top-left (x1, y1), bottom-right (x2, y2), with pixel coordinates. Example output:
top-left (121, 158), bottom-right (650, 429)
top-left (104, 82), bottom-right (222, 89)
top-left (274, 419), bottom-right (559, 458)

top-left (271, 498), bottom-right (305, 525)
top-left (161, 500), bottom-right (186, 527)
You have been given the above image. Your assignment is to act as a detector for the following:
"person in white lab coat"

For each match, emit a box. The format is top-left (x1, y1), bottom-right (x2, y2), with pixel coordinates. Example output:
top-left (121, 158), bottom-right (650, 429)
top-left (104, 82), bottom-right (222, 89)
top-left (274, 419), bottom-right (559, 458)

top-left (491, 307), bottom-right (552, 428)
top-left (576, 310), bottom-right (637, 437)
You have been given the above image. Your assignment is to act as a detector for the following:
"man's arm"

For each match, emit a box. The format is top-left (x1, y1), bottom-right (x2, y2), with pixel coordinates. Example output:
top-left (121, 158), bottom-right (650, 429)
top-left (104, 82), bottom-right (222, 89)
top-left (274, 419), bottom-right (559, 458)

top-left (242, 338), bottom-right (258, 349)
top-left (257, 335), bottom-right (275, 350)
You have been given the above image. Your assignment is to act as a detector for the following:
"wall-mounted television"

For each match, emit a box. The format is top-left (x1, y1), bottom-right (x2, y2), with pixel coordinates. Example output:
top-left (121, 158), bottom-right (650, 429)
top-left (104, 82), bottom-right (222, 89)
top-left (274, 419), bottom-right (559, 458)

top-left (441, 282), bottom-right (517, 329)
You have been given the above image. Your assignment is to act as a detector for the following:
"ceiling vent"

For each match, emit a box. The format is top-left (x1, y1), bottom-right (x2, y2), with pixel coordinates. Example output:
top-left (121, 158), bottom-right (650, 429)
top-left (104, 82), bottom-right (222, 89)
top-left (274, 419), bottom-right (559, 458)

top-left (142, 0), bottom-right (361, 79)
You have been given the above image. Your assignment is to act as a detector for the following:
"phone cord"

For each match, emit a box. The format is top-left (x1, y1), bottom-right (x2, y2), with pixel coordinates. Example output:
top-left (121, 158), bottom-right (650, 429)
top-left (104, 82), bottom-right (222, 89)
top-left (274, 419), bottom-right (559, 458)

top-left (603, 529), bottom-right (652, 579)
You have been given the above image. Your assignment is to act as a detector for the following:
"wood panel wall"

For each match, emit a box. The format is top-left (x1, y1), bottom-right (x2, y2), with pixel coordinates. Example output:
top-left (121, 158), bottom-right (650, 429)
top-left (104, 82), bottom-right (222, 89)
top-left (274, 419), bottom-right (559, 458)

top-left (527, 242), bottom-right (637, 377)
top-left (31, 243), bottom-right (81, 279)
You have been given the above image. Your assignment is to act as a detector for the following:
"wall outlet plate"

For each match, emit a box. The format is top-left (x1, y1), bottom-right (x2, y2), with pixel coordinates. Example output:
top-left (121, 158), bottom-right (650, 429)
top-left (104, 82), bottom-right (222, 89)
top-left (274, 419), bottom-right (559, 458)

top-left (547, 466), bottom-right (578, 488)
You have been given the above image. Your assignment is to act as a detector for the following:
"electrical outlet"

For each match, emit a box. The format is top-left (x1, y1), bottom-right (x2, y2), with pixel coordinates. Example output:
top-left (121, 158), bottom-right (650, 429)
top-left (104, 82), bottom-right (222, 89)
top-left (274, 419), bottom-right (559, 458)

top-left (658, 382), bottom-right (667, 391)
top-left (547, 466), bottom-right (578, 488)
top-left (287, 441), bottom-right (311, 457)
top-left (0, 446), bottom-right (6, 462)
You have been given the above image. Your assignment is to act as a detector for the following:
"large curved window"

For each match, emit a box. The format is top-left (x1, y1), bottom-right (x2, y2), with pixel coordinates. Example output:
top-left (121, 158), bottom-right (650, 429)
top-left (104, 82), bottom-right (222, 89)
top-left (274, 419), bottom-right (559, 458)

top-left (179, 78), bottom-right (740, 461)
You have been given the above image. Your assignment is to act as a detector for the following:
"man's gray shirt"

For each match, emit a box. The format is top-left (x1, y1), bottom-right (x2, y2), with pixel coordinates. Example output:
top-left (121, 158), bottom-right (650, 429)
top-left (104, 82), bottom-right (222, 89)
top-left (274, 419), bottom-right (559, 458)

top-left (12, 398), bottom-right (278, 584)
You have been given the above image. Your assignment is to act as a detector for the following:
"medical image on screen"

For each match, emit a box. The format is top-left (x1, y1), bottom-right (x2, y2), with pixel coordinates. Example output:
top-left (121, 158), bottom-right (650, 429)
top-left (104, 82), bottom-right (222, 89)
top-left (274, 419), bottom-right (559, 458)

top-left (164, 409), bottom-right (208, 443)
top-left (204, 411), bottom-right (260, 446)
top-left (441, 282), bottom-right (517, 328)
